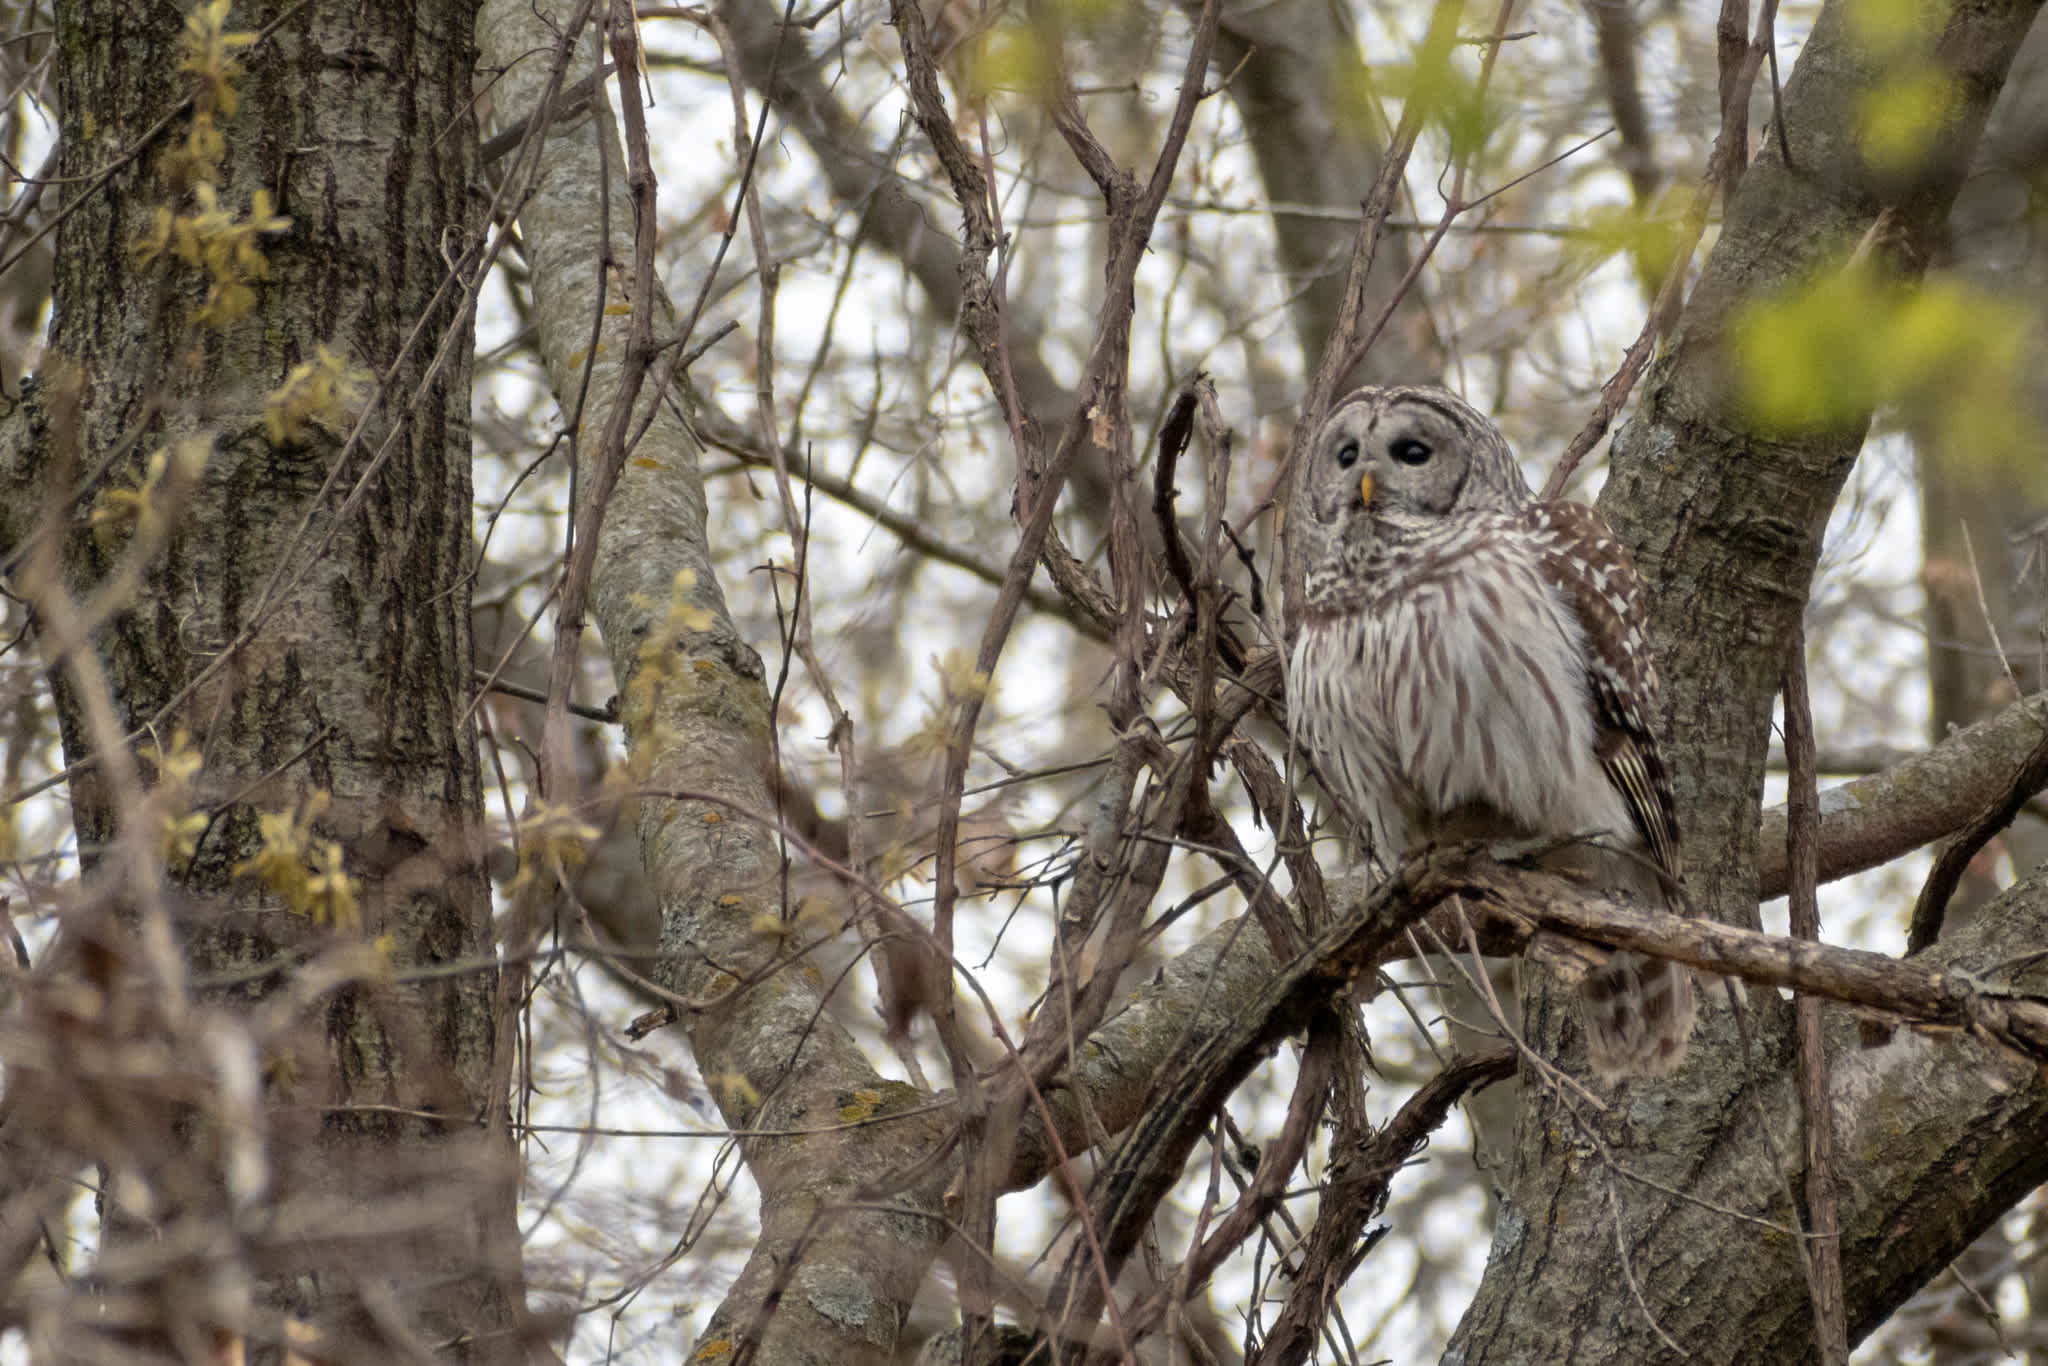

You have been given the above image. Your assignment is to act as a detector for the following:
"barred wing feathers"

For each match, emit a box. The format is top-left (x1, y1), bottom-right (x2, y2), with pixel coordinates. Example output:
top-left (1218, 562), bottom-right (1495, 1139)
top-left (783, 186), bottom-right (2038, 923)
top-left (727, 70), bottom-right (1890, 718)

top-left (1524, 500), bottom-right (1683, 890)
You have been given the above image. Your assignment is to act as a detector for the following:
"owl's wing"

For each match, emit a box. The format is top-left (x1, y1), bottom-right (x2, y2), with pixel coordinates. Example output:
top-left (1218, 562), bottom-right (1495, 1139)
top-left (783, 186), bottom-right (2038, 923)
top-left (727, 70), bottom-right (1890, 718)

top-left (1525, 500), bottom-right (1683, 886)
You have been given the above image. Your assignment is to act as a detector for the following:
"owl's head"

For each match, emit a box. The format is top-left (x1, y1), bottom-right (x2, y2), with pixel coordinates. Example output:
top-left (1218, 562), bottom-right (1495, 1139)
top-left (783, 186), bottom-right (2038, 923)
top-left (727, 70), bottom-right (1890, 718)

top-left (1293, 386), bottom-right (1530, 602)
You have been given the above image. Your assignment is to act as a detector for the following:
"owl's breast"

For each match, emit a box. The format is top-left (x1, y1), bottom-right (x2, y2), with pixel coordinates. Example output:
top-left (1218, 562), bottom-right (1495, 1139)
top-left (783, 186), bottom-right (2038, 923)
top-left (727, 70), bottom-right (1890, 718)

top-left (1291, 540), bottom-right (1633, 856)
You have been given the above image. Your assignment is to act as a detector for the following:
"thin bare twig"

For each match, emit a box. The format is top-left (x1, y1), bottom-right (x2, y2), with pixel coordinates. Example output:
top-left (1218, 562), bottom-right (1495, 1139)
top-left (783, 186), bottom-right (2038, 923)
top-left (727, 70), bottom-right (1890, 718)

top-left (1605, 1170), bottom-right (1691, 1356)
top-left (1293, 0), bottom-right (1464, 428)
top-left (477, 59), bottom-right (619, 165)
top-left (1782, 625), bottom-right (1848, 1365)
top-left (1154, 381), bottom-right (1202, 608)
top-left (1118, 1018), bottom-right (1344, 1350)
top-left (1248, 1046), bottom-right (1515, 1366)
top-left (1541, 0), bottom-right (1781, 497)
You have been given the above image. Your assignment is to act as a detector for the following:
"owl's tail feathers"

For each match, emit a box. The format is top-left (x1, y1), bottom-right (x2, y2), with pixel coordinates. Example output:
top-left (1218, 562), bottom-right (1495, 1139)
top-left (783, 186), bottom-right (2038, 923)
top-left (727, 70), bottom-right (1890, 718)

top-left (1579, 950), bottom-right (1697, 1080)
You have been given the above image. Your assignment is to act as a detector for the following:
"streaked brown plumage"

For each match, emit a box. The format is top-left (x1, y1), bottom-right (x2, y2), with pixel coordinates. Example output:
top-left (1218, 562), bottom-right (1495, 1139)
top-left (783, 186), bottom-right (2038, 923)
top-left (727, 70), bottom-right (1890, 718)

top-left (1287, 385), bottom-right (1694, 1079)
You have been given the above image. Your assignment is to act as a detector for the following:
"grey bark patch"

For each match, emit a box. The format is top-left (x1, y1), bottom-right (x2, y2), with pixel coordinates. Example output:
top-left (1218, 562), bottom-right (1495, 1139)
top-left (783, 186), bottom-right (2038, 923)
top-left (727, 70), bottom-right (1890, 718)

top-left (1488, 1200), bottom-right (1528, 1261)
top-left (800, 1263), bottom-right (876, 1333)
top-left (1818, 785), bottom-right (1862, 815)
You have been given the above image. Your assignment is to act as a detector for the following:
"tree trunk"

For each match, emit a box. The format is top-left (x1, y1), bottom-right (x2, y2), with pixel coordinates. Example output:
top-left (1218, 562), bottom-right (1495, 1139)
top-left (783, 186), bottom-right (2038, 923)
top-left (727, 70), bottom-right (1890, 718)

top-left (1449, 0), bottom-right (2048, 1356)
top-left (474, 6), bottom-right (952, 1362)
top-left (10, 1), bottom-right (527, 1357)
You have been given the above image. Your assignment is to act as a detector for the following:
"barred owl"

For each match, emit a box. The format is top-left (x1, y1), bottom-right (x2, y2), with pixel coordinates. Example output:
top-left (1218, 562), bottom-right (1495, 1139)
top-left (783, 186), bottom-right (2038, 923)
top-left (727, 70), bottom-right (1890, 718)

top-left (1286, 385), bottom-right (1694, 1079)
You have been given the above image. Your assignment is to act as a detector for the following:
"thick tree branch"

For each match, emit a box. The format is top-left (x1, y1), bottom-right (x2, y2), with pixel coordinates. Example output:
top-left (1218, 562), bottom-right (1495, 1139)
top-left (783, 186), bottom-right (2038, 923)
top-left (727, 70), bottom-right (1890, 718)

top-left (1480, 867), bottom-right (2048, 1059)
top-left (1756, 691), bottom-right (2048, 900)
top-left (1587, 0), bottom-right (1659, 207)
top-left (1908, 713), bottom-right (2048, 952)
top-left (475, 9), bottom-right (947, 1364)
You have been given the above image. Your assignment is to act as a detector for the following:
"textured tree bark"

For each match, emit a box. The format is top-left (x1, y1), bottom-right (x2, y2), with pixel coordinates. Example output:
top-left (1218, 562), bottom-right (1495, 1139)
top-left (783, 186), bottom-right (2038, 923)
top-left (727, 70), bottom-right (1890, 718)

top-left (17, 0), bottom-right (526, 1357)
top-left (1449, 0), bottom-right (2048, 1357)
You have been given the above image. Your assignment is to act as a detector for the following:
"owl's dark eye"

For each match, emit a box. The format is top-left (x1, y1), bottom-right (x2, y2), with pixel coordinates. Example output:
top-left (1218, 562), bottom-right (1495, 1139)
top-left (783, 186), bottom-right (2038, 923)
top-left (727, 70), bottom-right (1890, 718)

top-left (1390, 438), bottom-right (1432, 466)
top-left (1335, 440), bottom-right (1360, 469)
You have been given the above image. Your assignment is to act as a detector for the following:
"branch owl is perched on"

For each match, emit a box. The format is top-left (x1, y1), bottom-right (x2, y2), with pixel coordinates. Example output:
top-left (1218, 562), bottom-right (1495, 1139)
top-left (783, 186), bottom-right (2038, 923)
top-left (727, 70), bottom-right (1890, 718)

top-left (1286, 385), bottom-right (1695, 1079)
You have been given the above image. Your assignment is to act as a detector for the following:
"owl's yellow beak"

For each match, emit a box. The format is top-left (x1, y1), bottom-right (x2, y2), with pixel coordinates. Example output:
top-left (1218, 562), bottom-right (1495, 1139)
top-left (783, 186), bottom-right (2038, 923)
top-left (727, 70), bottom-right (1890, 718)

top-left (1358, 471), bottom-right (1374, 506)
